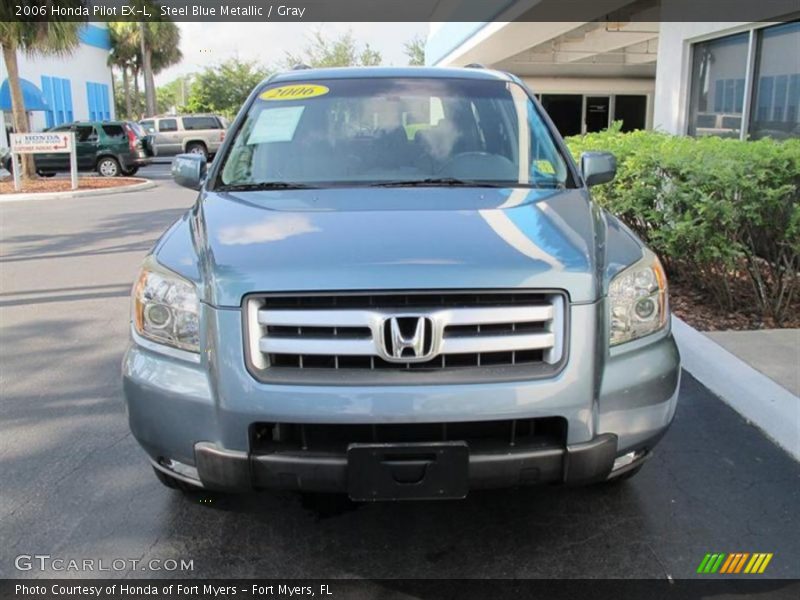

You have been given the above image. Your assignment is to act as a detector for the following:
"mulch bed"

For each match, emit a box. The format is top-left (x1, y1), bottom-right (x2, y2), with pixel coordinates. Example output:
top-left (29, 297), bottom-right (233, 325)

top-left (669, 276), bottom-right (800, 331)
top-left (0, 176), bottom-right (145, 194)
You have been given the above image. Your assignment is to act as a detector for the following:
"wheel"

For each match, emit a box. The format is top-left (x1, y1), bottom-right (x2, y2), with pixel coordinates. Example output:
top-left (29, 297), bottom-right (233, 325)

top-left (96, 156), bottom-right (121, 177)
top-left (186, 142), bottom-right (208, 161)
top-left (121, 166), bottom-right (139, 176)
top-left (152, 466), bottom-right (203, 493)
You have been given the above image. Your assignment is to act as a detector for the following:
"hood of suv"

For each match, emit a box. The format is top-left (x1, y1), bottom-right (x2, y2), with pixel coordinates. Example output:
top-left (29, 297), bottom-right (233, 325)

top-left (174, 187), bottom-right (608, 307)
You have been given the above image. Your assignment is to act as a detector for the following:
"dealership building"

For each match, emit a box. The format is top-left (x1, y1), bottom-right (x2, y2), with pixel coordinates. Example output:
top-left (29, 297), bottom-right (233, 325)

top-left (426, 1), bottom-right (799, 141)
top-left (0, 23), bottom-right (115, 150)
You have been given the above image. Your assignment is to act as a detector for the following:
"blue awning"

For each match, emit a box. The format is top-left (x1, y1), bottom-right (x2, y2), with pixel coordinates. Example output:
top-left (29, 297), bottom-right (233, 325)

top-left (0, 78), bottom-right (49, 111)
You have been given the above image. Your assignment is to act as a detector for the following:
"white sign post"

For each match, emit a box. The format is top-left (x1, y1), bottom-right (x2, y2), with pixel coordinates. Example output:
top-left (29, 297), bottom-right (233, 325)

top-left (10, 132), bottom-right (77, 192)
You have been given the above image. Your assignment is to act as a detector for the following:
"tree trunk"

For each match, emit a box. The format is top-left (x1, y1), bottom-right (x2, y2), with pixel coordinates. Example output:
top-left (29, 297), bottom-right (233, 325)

top-left (133, 68), bottom-right (141, 119)
top-left (110, 66), bottom-right (117, 116)
top-left (143, 46), bottom-right (156, 116)
top-left (122, 66), bottom-right (132, 118)
top-left (139, 22), bottom-right (157, 117)
top-left (1, 40), bottom-right (35, 180)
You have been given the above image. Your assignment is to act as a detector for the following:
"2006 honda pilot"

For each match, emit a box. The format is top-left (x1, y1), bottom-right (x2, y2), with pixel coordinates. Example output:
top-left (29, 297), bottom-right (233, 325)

top-left (122, 67), bottom-right (680, 500)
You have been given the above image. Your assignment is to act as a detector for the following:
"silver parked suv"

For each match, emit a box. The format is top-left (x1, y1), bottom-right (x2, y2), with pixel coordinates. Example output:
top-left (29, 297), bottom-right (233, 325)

top-left (123, 67), bottom-right (680, 500)
top-left (139, 114), bottom-right (226, 160)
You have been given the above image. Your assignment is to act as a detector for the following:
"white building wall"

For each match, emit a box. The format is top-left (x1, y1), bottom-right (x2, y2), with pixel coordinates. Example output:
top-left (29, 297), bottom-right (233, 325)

top-left (0, 35), bottom-right (114, 149)
top-left (653, 22), bottom-right (752, 134)
top-left (522, 78), bottom-right (655, 96)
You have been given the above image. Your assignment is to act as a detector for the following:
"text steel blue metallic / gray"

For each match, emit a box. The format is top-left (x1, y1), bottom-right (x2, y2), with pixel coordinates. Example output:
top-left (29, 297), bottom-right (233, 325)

top-left (122, 67), bottom-right (680, 500)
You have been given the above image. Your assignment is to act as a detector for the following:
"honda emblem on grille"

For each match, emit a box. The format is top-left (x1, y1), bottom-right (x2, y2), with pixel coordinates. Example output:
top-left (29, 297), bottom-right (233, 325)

top-left (382, 316), bottom-right (435, 362)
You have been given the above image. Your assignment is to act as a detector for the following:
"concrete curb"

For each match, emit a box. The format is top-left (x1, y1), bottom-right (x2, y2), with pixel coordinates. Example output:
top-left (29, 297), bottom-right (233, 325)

top-left (672, 316), bottom-right (800, 461)
top-left (0, 179), bottom-right (156, 202)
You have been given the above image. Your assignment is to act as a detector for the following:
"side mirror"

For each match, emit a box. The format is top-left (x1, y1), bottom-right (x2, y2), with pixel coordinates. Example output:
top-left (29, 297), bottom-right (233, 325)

top-left (172, 153), bottom-right (207, 191)
top-left (580, 152), bottom-right (616, 187)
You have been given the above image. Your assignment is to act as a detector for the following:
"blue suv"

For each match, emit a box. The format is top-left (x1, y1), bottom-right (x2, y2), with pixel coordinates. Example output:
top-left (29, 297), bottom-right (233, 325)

top-left (122, 67), bottom-right (680, 500)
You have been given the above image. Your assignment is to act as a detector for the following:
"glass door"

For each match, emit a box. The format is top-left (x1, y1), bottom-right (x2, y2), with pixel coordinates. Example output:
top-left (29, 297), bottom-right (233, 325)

top-left (584, 96), bottom-right (611, 133)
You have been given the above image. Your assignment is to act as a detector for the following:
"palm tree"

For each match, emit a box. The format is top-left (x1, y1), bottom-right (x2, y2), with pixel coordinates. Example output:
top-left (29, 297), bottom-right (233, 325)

top-left (115, 2), bottom-right (182, 117)
top-left (109, 16), bottom-right (181, 119)
top-left (141, 21), bottom-right (182, 116)
top-left (108, 22), bottom-right (138, 118)
top-left (0, 21), bottom-right (82, 181)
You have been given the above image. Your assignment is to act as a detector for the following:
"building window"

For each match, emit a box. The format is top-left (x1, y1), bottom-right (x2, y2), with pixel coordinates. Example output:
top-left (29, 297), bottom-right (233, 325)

top-left (688, 21), bottom-right (799, 140)
top-left (86, 82), bottom-right (111, 121)
top-left (687, 32), bottom-right (749, 138)
top-left (749, 21), bottom-right (800, 140)
top-left (41, 76), bottom-right (74, 128)
top-left (540, 95), bottom-right (583, 136)
top-left (539, 94), bottom-right (648, 137)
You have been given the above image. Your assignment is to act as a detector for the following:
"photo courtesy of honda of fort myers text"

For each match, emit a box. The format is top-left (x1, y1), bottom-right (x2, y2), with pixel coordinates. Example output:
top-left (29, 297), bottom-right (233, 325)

top-left (0, 0), bottom-right (799, 599)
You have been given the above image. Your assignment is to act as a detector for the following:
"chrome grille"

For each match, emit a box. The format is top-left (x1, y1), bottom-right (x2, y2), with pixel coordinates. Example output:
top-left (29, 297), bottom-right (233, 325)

top-left (244, 291), bottom-right (566, 383)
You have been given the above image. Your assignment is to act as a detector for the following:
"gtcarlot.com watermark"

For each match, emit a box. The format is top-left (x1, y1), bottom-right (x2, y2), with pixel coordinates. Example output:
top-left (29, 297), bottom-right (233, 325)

top-left (15, 554), bottom-right (194, 572)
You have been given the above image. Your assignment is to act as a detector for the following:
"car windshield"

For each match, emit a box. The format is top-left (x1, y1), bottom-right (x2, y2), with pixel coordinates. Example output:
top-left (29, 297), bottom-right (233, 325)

top-left (217, 77), bottom-right (571, 189)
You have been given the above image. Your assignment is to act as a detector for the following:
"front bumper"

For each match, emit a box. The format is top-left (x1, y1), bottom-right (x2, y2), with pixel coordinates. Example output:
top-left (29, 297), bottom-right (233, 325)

top-left (123, 304), bottom-right (680, 494)
top-left (152, 433), bottom-right (621, 494)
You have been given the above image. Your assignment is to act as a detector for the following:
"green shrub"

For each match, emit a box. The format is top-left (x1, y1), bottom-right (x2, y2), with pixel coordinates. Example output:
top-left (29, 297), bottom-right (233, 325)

top-left (566, 125), bottom-right (800, 325)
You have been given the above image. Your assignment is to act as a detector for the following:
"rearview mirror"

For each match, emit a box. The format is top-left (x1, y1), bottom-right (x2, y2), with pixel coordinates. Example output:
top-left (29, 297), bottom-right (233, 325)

top-left (172, 154), bottom-right (207, 191)
top-left (580, 152), bottom-right (616, 187)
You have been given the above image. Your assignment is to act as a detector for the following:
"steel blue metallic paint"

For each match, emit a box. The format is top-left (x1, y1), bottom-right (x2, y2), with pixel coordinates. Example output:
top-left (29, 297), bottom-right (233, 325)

top-left (123, 67), bottom-right (680, 494)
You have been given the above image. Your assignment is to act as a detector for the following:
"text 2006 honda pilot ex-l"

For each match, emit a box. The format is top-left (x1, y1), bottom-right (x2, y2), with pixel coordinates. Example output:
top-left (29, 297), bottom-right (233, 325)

top-left (122, 67), bottom-right (680, 500)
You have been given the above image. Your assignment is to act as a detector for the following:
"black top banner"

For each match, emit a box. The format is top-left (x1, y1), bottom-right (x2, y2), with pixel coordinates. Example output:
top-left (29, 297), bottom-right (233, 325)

top-left (1, 0), bottom-right (799, 22)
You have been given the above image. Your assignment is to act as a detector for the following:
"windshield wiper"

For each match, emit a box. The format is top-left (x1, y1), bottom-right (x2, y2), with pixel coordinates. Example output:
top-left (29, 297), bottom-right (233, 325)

top-left (218, 181), bottom-right (318, 191)
top-left (369, 177), bottom-right (509, 188)
top-left (368, 178), bottom-right (554, 189)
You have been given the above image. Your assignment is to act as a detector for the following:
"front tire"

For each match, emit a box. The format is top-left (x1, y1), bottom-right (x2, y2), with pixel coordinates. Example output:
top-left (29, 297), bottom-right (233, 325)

top-left (96, 156), bottom-right (121, 177)
top-left (152, 466), bottom-right (203, 493)
top-left (186, 142), bottom-right (208, 161)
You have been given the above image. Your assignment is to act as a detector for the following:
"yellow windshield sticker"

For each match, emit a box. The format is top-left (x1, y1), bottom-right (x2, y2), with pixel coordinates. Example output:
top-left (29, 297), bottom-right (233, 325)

top-left (260, 84), bottom-right (330, 101)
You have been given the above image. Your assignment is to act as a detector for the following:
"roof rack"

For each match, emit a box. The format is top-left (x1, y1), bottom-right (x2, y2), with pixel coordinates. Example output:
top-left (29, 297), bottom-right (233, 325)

top-left (291, 63), bottom-right (312, 70)
top-left (464, 63), bottom-right (486, 69)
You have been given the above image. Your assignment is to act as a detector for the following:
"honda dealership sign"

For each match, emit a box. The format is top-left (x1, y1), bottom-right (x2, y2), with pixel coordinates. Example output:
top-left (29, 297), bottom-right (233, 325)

top-left (10, 132), bottom-right (77, 192)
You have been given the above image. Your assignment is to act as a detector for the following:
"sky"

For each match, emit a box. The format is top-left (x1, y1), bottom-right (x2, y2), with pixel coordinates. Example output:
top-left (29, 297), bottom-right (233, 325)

top-left (155, 22), bottom-right (430, 85)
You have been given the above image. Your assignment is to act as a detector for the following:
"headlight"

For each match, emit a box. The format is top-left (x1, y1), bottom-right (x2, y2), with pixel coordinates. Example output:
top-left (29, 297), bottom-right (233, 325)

top-left (133, 258), bottom-right (200, 353)
top-left (608, 250), bottom-right (668, 346)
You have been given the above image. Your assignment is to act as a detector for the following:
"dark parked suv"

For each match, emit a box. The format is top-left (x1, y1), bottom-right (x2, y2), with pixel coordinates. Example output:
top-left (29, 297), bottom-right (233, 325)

top-left (3, 120), bottom-right (151, 177)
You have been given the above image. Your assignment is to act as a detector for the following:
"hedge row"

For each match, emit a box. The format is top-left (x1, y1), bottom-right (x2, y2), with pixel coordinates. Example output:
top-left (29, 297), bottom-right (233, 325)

top-left (566, 125), bottom-right (800, 325)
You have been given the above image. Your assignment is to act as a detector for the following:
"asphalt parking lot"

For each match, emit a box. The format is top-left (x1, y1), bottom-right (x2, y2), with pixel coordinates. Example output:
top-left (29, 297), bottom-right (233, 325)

top-left (1, 168), bottom-right (799, 580)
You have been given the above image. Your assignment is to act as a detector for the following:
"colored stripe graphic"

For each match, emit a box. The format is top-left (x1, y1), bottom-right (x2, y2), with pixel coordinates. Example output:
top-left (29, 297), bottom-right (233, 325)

top-left (697, 554), bottom-right (712, 573)
top-left (745, 554), bottom-right (761, 573)
top-left (720, 554), bottom-right (736, 573)
top-left (758, 554), bottom-right (773, 573)
top-left (702, 552), bottom-right (774, 574)
top-left (711, 554), bottom-right (726, 573)
top-left (721, 553), bottom-right (739, 574)
top-left (734, 553), bottom-right (749, 573)
top-left (698, 553), bottom-right (727, 573)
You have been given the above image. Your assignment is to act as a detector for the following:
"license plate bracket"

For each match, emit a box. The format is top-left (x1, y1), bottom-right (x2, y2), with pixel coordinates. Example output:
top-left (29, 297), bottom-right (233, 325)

top-left (347, 441), bottom-right (468, 501)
